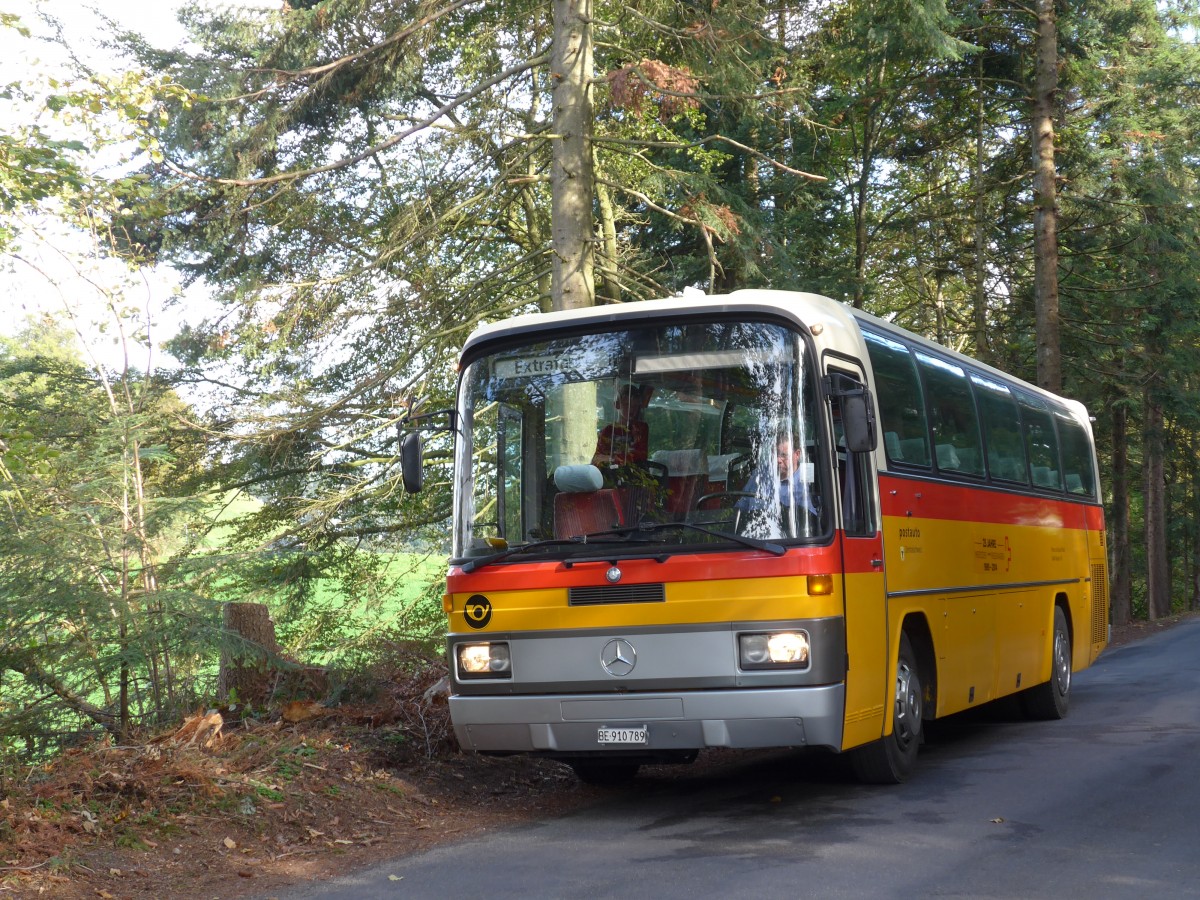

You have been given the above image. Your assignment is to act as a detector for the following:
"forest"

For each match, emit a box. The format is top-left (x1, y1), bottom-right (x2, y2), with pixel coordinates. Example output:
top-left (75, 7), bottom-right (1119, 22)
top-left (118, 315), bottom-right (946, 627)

top-left (2, 0), bottom-right (1198, 761)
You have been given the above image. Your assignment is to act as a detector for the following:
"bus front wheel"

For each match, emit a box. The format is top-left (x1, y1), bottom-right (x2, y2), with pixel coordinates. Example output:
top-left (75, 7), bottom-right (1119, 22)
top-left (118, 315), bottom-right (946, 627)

top-left (850, 631), bottom-right (922, 784)
top-left (1021, 605), bottom-right (1071, 720)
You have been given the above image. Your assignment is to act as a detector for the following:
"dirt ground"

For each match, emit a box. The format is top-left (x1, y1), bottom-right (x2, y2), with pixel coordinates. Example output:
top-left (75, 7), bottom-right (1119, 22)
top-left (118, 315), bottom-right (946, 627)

top-left (2, 611), bottom-right (1194, 900)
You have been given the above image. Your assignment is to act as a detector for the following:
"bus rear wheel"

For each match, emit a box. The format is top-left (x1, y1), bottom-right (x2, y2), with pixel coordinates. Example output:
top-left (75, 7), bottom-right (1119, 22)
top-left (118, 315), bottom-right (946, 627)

top-left (851, 631), bottom-right (922, 784)
top-left (1021, 605), bottom-right (1071, 720)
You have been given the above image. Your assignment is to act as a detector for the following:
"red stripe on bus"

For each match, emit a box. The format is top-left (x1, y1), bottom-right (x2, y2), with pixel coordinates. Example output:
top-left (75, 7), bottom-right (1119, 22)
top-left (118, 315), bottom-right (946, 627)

top-left (447, 479), bottom-right (1104, 595)
top-left (448, 543), bottom-right (846, 592)
top-left (880, 473), bottom-right (1102, 530)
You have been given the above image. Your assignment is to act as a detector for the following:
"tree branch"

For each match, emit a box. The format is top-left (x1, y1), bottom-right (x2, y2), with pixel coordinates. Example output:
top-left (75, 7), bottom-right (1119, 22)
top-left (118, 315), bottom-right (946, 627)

top-left (166, 52), bottom-right (551, 188)
top-left (594, 133), bottom-right (826, 181)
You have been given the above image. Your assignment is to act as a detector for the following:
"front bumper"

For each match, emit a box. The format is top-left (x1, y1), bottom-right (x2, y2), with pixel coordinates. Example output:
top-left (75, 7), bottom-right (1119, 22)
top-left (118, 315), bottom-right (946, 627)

top-left (449, 683), bottom-right (845, 754)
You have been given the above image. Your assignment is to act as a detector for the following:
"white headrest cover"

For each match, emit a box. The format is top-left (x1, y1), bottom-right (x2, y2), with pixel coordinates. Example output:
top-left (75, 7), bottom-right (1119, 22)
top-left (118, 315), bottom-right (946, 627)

top-left (554, 464), bottom-right (603, 493)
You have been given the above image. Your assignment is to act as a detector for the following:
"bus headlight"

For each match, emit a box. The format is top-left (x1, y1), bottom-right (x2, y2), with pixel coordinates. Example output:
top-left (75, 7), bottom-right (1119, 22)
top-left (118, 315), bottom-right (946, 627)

top-left (739, 632), bottom-right (810, 669)
top-left (456, 642), bottom-right (512, 679)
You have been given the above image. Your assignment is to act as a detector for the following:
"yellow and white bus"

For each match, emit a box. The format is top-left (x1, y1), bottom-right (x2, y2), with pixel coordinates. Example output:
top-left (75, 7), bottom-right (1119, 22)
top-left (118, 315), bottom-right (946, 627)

top-left (402, 289), bottom-right (1109, 784)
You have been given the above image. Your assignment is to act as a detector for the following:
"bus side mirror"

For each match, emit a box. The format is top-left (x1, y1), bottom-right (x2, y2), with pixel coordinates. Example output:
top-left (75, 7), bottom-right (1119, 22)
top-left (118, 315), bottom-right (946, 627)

top-left (400, 431), bottom-right (424, 493)
top-left (841, 392), bottom-right (877, 453)
top-left (826, 373), bottom-right (877, 454)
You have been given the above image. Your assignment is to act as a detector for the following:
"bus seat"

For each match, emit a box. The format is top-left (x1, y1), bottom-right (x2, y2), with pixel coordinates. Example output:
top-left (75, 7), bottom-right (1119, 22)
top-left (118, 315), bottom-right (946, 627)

top-left (706, 453), bottom-right (740, 482)
top-left (698, 453), bottom-right (741, 510)
top-left (884, 431), bottom-right (902, 460)
top-left (987, 450), bottom-right (1005, 477)
top-left (653, 449), bottom-right (708, 517)
top-left (1032, 466), bottom-right (1060, 489)
top-left (1065, 472), bottom-right (1084, 493)
top-left (935, 443), bottom-right (960, 470)
top-left (990, 455), bottom-right (1025, 482)
top-left (899, 437), bottom-right (928, 464)
top-left (554, 489), bottom-right (624, 539)
top-left (552, 464), bottom-right (625, 538)
top-left (954, 447), bottom-right (980, 474)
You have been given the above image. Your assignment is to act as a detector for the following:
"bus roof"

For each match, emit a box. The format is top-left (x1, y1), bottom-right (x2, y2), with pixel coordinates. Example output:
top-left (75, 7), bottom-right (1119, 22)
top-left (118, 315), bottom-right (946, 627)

top-left (460, 289), bottom-right (850, 356)
top-left (460, 289), bottom-right (1091, 425)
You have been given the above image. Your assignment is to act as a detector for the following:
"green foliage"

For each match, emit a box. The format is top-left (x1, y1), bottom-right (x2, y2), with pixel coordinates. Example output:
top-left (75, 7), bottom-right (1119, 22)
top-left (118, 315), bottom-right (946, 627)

top-left (0, 320), bottom-right (217, 756)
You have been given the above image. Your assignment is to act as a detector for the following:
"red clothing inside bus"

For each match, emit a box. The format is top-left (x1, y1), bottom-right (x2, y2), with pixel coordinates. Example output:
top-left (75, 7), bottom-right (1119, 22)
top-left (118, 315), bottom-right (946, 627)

top-left (592, 420), bottom-right (649, 467)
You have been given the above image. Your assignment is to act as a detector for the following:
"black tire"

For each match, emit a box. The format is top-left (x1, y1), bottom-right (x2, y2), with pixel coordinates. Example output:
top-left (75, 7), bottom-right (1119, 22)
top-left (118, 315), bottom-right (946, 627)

top-left (851, 631), bottom-right (923, 784)
top-left (569, 760), bottom-right (640, 786)
top-left (1021, 605), bottom-right (1071, 720)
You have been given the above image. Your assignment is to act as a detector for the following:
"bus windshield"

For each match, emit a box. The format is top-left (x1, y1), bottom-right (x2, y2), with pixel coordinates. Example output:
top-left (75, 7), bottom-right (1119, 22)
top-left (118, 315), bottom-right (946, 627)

top-left (453, 318), bottom-right (827, 560)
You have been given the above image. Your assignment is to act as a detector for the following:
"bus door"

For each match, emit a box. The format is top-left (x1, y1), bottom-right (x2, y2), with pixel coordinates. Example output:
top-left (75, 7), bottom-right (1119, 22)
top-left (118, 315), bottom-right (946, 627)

top-left (826, 363), bottom-right (889, 750)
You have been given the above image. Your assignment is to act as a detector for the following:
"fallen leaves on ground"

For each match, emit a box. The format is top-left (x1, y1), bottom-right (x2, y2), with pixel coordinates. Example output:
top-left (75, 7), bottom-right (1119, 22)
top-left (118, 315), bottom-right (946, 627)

top-left (0, 710), bottom-right (589, 900)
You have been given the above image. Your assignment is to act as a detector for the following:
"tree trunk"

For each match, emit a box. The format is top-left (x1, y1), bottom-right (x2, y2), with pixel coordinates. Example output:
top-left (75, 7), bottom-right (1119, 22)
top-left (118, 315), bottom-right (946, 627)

top-left (851, 109), bottom-right (876, 311)
top-left (218, 602), bottom-right (282, 708)
top-left (1109, 388), bottom-right (1132, 626)
top-left (972, 55), bottom-right (990, 362)
top-left (1031, 0), bottom-right (1062, 393)
top-left (550, 0), bottom-right (594, 311)
top-left (595, 177), bottom-right (621, 304)
top-left (933, 278), bottom-right (947, 347)
top-left (1144, 394), bottom-right (1171, 620)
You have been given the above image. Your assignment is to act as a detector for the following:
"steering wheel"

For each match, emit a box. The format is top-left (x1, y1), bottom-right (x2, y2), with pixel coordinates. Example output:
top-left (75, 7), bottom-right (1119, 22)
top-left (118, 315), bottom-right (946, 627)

top-left (693, 490), bottom-right (757, 535)
top-left (695, 490), bottom-right (756, 508)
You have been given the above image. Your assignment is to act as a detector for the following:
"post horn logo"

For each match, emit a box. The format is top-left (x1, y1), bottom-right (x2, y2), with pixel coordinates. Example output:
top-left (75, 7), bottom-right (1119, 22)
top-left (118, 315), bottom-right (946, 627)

top-left (464, 594), bottom-right (492, 629)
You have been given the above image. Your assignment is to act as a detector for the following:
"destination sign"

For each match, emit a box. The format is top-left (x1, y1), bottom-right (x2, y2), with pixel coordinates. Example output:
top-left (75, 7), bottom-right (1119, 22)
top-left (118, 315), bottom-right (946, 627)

top-left (493, 355), bottom-right (575, 378)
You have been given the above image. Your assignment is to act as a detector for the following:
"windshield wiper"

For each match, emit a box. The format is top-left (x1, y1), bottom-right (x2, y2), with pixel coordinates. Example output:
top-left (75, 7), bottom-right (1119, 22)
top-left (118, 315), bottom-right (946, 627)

top-left (461, 521), bottom-right (786, 573)
top-left (582, 521), bottom-right (786, 557)
top-left (460, 533), bottom-right (631, 573)
top-left (460, 538), bottom-right (575, 573)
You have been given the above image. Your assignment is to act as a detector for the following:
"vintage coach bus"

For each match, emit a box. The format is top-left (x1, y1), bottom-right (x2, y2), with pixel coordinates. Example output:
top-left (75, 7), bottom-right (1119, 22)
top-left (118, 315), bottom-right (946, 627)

top-left (400, 289), bottom-right (1109, 784)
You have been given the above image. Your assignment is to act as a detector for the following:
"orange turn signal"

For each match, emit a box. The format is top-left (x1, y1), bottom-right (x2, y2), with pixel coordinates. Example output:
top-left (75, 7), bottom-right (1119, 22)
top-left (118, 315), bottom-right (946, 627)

top-left (807, 574), bottom-right (834, 596)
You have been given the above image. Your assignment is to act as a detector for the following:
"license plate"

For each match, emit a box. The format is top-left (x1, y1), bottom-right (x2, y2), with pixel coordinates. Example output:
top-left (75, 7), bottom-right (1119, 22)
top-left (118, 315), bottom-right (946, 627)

top-left (597, 725), bottom-right (647, 745)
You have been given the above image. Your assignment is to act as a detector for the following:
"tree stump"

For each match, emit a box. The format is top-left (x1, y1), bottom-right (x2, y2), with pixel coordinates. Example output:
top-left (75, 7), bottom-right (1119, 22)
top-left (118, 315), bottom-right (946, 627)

top-left (218, 602), bottom-right (282, 708)
top-left (217, 602), bottom-right (329, 709)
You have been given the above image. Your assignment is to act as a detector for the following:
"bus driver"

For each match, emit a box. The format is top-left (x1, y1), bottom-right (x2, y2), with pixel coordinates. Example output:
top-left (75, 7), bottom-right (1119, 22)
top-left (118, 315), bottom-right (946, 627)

top-left (738, 437), bottom-right (819, 517)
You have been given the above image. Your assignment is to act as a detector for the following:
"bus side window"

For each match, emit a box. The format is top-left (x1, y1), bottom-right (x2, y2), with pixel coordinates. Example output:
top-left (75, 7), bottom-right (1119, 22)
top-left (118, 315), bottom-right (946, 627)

top-left (915, 352), bottom-right (985, 478)
top-left (1017, 393), bottom-right (1063, 491)
top-left (863, 330), bottom-right (930, 467)
top-left (493, 403), bottom-right (530, 541)
top-left (1056, 413), bottom-right (1097, 498)
top-left (829, 372), bottom-right (876, 537)
top-left (970, 373), bottom-right (1029, 485)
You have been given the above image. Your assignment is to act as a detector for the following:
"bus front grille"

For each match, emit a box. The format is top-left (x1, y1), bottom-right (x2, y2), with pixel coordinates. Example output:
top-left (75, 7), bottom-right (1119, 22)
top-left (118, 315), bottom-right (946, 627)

top-left (569, 583), bottom-right (666, 606)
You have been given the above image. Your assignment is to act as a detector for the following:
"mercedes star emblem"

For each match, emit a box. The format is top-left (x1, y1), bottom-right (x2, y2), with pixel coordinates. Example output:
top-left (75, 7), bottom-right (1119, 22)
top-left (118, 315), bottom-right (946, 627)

top-left (605, 565), bottom-right (622, 584)
top-left (600, 638), bottom-right (636, 677)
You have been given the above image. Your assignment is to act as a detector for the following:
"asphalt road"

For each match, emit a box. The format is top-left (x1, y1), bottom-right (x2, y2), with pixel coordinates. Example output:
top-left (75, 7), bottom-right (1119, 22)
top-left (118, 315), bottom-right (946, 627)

top-left (282, 618), bottom-right (1200, 899)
